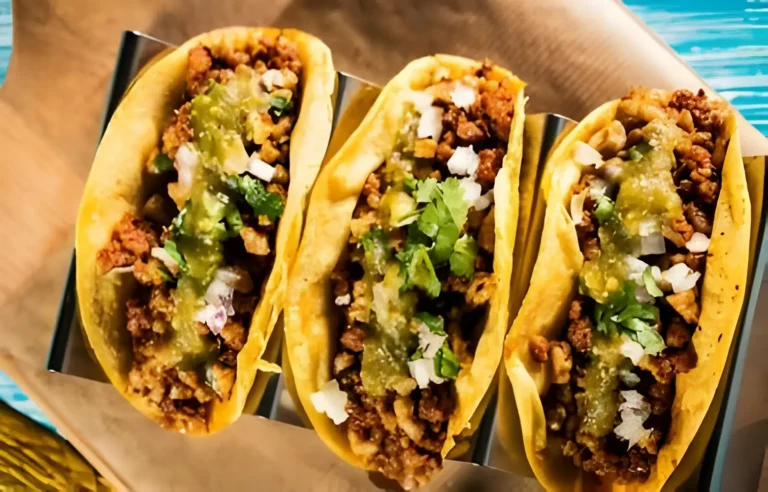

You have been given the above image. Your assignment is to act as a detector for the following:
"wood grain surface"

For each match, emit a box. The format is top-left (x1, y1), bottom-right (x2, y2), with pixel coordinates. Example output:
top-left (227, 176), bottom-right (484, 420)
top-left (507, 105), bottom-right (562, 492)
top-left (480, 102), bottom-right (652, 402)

top-left (0, 1), bottom-right (765, 490)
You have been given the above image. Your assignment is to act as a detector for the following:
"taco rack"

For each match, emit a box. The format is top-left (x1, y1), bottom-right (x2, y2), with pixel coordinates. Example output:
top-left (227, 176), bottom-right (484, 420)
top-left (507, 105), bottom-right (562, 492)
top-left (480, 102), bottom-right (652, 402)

top-left (45, 30), bottom-right (768, 490)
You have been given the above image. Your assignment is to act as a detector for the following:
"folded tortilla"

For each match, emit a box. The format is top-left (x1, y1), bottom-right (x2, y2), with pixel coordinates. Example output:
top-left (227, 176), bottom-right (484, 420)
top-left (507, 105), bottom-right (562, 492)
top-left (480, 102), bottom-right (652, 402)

top-left (502, 95), bottom-right (749, 489)
top-left (75, 27), bottom-right (335, 434)
top-left (284, 55), bottom-right (525, 474)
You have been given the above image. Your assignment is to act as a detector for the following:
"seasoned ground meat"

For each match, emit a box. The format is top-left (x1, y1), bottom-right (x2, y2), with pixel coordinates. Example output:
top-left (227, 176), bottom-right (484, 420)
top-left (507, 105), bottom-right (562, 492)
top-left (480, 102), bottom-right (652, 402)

top-left (543, 88), bottom-right (727, 484)
top-left (340, 326), bottom-right (365, 352)
top-left (529, 335), bottom-right (550, 363)
top-left (476, 148), bottom-right (504, 187)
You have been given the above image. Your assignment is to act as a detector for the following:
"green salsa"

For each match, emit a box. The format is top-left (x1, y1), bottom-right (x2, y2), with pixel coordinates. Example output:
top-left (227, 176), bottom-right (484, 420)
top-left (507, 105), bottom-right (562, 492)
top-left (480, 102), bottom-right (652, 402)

top-left (578, 335), bottom-right (630, 437)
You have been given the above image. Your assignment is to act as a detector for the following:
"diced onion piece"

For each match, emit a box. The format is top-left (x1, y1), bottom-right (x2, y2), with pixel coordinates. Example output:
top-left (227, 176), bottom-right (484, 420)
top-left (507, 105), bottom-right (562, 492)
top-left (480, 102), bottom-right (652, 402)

top-left (203, 278), bottom-right (235, 316)
top-left (110, 265), bottom-right (135, 274)
top-left (640, 232), bottom-right (666, 255)
top-left (261, 69), bottom-right (284, 91)
top-left (685, 232), bottom-right (710, 253)
top-left (408, 90), bottom-right (435, 113)
top-left (474, 190), bottom-right (494, 211)
top-left (408, 358), bottom-right (445, 389)
top-left (573, 141), bottom-right (604, 167)
top-left (175, 143), bottom-right (199, 190)
top-left (634, 285), bottom-right (654, 303)
top-left (417, 106), bottom-right (444, 140)
top-left (602, 162), bottom-right (623, 182)
top-left (246, 154), bottom-right (276, 183)
top-left (194, 304), bottom-right (228, 335)
top-left (614, 390), bottom-right (652, 450)
top-left (638, 219), bottom-right (658, 237)
top-left (570, 189), bottom-right (587, 225)
top-left (417, 324), bottom-right (447, 359)
top-left (309, 379), bottom-right (349, 425)
top-left (459, 178), bottom-right (482, 206)
top-left (215, 267), bottom-right (253, 293)
top-left (619, 390), bottom-right (651, 413)
top-left (588, 177), bottom-right (610, 199)
top-left (626, 257), bottom-right (649, 276)
top-left (334, 294), bottom-right (351, 306)
top-left (620, 336), bottom-right (645, 365)
top-left (450, 84), bottom-right (476, 110)
top-left (447, 145), bottom-right (479, 176)
top-left (151, 247), bottom-right (180, 275)
top-left (662, 263), bottom-right (701, 293)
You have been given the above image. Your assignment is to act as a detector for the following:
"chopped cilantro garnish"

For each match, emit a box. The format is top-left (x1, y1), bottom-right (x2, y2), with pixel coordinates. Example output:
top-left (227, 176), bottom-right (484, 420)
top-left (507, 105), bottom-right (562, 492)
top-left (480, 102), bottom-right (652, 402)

top-left (238, 175), bottom-right (284, 220)
top-left (158, 267), bottom-right (174, 283)
top-left (440, 178), bottom-right (469, 229)
top-left (154, 153), bottom-right (174, 173)
top-left (594, 196), bottom-right (614, 223)
top-left (413, 312), bottom-right (445, 334)
top-left (592, 281), bottom-right (664, 354)
top-left (170, 206), bottom-right (188, 235)
top-left (224, 205), bottom-right (243, 237)
top-left (163, 239), bottom-right (189, 275)
top-left (643, 267), bottom-right (664, 297)
top-left (450, 235), bottom-right (478, 279)
top-left (628, 142), bottom-right (652, 162)
top-left (269, 95), bottom-right (293, 117)
top-left (433, 223), bottom-right (460, 263)
top-left (414, 178), bottom-right (439, 203)
top-left (395, 243), bottom-right (441, 298)
top-left (434, 342), bottom-right (460, 379)
top-left (410, 349), bottom-right (424, 361)
top-left (404, 174), bottom-right (418, 192)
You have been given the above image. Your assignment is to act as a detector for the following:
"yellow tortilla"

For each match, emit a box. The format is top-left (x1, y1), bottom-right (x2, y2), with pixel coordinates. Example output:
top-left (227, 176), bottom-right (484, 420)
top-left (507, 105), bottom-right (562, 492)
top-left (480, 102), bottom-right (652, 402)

top-left (502, 98), bottom-right (750, 490)
top-left (284, 55), bottom-right (526, 468)
top-left (75, 27), bottom-right (335, 434)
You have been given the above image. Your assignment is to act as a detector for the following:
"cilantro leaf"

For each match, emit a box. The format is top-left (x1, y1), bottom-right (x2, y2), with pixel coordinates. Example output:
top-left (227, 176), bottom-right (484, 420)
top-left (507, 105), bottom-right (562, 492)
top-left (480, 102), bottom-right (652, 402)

top-left (413, 312), bottom-right (445, 334)
top-left (643, 267), bottom-right (664, 297)
top-left (224, 205), bottom-right (243, 237)
top-left (620, 317), bottom-right (654, 333)
top-left (238, 175), bottom-right (284, 220)
top-left (450, 235), bottom-right (477, 278)
top-left (434, 343), bottom-right (460, 379)
top-left (636, 329), bottom-right (665, 355)
top-left (614, 303), bottom-right (658, 324)
top-left (410, 349), bottom-right (424, 361)
top-left (433, 223), bottom-right (460, 263)
top-left (440, 178), bottom-right (470, 229)
top-left (170, 206), bottom-right (189, 235)
top-left (269, 95), bottom-right (293, 117)
top-left (158, 267), bottom-right (174, 283)
top-left (154, 153), bottom-right (174, 173)
top-left (395, 243), bottom-right (441, 298)
top-left (163, 239), bottom-right (189, 274)
top-left (404, 174), bottom-right (418, 192)
top-left (594, 196), bottom-right (614, 223)
top-left (628, 142), bottom-right (652, 162)
top-left (414, 178), bottom-right (439, 203)
top-left (417, 203), bottom-right (441, 238)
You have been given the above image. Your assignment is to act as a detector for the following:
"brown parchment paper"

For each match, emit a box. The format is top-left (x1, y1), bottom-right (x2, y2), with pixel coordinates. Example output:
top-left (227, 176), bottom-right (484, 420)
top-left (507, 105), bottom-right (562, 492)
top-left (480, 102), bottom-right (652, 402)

top-left (2, 0), bottom-right (766, 490)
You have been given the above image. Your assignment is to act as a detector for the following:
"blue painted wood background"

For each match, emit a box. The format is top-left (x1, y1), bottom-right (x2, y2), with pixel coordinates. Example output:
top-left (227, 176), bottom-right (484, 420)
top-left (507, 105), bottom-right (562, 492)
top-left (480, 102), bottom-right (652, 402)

top-left (0, 0), bottom-right (766, 431)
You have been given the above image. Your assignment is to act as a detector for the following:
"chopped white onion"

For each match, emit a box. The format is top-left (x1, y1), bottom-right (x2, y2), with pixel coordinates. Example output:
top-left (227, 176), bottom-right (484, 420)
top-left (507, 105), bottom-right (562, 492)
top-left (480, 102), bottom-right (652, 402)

top-left (459, 178), bottom-right (482, 206)
top-left (408, 90), bottom-right (435, 113)
top-left (635, 285), bottom-right (654, 303)
top-left (570, 189), bottom-right (587, 225)
top-left (447, 146), bottom-right (480, 176)
top-left (175, 143), bottom-right (199, 190)
top-left (588, 177), bottom-right (610, 199)
top-left (662, 263), bottom-right (701, 293)
top-left (310, 379), bottom-right (349, 425)
top-left (417, 323), bottom-right (447, 359)
top-left (620, 336), bottom-right (645, 365)
top-left (203, 278), bottom-right (235, 317)
top-left (685, 232), bottom-right (710, 253)
top-left (261, 69), bottom-right (284, 91)
top-left (194, 304), bottom-right (228, 335)
top-left (110, 265), bottom-right (135, 274)
top-left (334, 294), bottom-right (351, 306)
top-left (602, 162), bottom-right (623, 182)
top-left (246, 154), bottom-right (276, 183)
top-left (573, 141), bottom-right (604, 167)
top-left (614, 390), bottom-right (652, 450)
top-left (408, 358), bottom-right (445, 389)
top-left (474, 190), bottom-right (494, 211)
top-left (638, 219), bottom-right (659, 237)
top-left (450, 84), bottom-right (476, 110)
top-left (640, 232), bottom-right (666, 256)
top-left (417, 106), bottom-right (444, 140)
top-left (215, 267), bottom-right (253, 293)
top-left (150, 247), bottom-right (180, 275)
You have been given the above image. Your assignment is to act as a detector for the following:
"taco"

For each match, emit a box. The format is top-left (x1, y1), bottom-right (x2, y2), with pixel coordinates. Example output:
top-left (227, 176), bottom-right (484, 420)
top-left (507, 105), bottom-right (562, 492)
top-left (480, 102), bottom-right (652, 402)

top-left (284, 56), bottom-right (525, 488)
top-left (503, 88), bottom-right (749, 489)
top-left (75, 27), bottom-right (335, 434)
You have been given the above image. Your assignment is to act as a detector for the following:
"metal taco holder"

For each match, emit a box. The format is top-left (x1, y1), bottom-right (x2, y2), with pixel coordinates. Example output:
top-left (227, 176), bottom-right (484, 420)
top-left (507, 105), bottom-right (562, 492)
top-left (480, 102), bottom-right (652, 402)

top-left (46, 30), bottom-right (767, 490)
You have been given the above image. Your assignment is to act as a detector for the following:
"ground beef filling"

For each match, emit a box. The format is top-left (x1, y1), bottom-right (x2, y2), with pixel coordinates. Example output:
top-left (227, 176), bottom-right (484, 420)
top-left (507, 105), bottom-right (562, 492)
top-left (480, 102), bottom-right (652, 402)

top-left (330, 62), bottom-right (515, 488)
top-left (96, 35), bottom-right (302, 432)
top-left (532, 89), bottom-right (728, 482)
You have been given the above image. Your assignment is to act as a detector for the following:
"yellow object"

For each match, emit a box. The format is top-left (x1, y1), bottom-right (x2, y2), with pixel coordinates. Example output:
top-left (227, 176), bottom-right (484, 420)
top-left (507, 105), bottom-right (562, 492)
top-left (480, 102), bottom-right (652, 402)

top-left (75, 27), bottom-right (336, 434)
top-left (502, 98), bottom-right (750, 490)
top-left (0, 401), bottom-right (111, 491)
top-left (283, 55), bottom-right (526, 468)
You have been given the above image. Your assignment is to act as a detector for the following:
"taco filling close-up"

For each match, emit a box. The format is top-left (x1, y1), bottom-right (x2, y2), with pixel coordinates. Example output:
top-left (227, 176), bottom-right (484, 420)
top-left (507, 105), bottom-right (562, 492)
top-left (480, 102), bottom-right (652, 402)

top-left (528, 88), bottom-right (735, 482)
top-left (81, 30), bottom-right (332, 434)
top-left (303, 60), bottom-right (524, 488)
